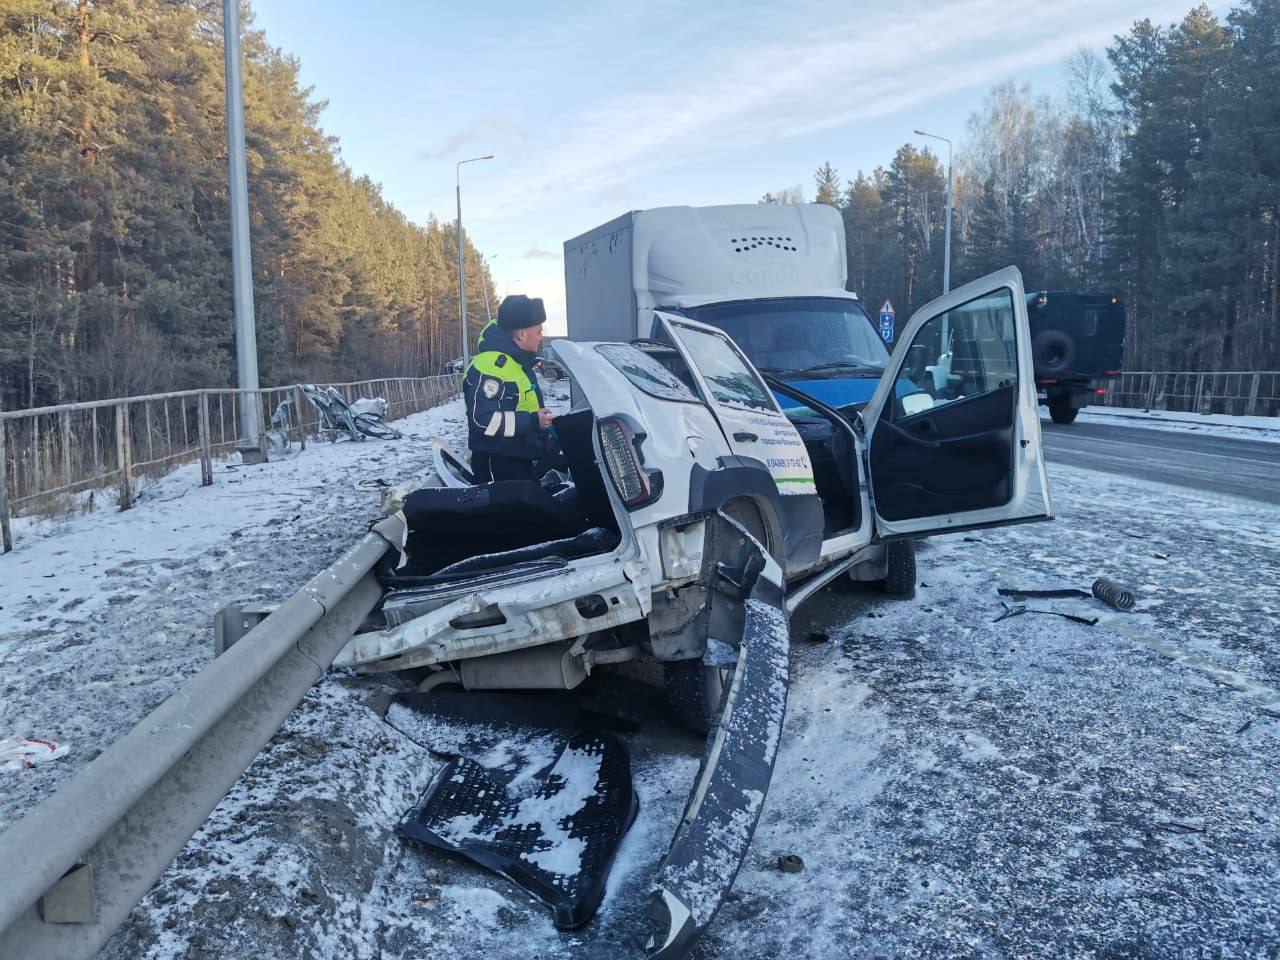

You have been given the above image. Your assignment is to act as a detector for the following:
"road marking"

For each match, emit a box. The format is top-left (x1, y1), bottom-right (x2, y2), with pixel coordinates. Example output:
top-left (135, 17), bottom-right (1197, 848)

top-left (1045, 432), bottom-right (1280, 467)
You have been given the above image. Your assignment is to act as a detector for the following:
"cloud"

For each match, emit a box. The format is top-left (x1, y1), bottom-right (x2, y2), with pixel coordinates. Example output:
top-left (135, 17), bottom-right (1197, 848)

top-left (468, 0), bottom-right (1194, 219)
top-left (417, 118), bottom-right (513, 161)
top-left (522, 247), bottom-right (558, 260)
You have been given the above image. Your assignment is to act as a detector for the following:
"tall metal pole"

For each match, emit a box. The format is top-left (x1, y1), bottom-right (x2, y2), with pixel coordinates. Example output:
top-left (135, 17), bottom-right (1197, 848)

top-left (455, 155), bottom-right (493, 366)
top-left (223, 0), bottom-right (261, 457)
top-left (915, 130), bottom-right (953, 295)
top-left (942, 141), bottom-right (952, 294)
top-left (455, 180), bottom-right (466, 366)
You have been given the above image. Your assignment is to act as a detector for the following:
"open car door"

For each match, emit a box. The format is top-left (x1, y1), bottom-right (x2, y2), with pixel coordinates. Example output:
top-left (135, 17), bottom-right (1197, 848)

top-left (861, 266), bottom-right (1052, 539)
top-left (654, 311), bottom-right (818, 495)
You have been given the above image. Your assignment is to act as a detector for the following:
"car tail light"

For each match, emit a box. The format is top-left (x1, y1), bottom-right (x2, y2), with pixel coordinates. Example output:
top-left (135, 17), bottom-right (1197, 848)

top-left (598, 417), bottom-right (662, 508)
top-left (1096, 388), bottom-right (1107, 395)
top-left (1104, 369), bottom-right (1120, 376)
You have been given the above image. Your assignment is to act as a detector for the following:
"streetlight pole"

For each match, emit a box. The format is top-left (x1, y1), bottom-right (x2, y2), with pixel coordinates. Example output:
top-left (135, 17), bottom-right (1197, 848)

top-left (223, 0), bottom-right (262, 462)
top-left (456, 155), bottom-right (493, 366)
top-left (915, 129), bottom-right (952, 295)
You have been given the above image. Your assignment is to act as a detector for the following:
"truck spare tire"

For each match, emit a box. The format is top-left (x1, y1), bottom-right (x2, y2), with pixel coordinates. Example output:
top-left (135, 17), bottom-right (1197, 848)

top-left (1032, 329), bottom-right (1077, 379)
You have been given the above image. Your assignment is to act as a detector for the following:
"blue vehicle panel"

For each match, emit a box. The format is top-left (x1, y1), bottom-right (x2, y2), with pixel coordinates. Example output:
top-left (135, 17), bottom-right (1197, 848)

top-left (772, 376), bottom-right (916, 411)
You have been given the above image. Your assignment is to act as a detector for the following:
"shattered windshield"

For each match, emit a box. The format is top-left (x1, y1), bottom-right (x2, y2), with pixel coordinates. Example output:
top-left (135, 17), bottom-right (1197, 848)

top-left (680, 297), bottom-right (889, 378)
top-left (596, 343), bottom-right (697, 402)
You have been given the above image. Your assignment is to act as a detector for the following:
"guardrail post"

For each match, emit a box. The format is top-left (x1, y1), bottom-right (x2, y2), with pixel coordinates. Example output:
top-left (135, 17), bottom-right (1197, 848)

top-left (198, 393), bottom-right (213, 487)
top-left (60, 410), bottom-right (72, 489)
top-left (31, 415), bottom-right (42, 498)
top-left (116, 402), bottom-right (133, 510)
top-left (293, 386), bottom-right (307, 451)
top-left (1144, 374), bottom-right (1157, 411)
top-left (1247, 373), bottom-right (1261, 415)
top-left (0, 416), bottom-right (13, 553)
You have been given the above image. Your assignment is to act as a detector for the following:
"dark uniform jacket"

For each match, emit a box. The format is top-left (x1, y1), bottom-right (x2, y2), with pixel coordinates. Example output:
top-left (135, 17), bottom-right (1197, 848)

top-left (463, 324), bottom-right (550, 461)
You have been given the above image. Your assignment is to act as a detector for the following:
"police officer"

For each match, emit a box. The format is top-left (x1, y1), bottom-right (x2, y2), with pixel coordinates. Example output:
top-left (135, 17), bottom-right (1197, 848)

top-left (464, 295), bottom-right (556, 483)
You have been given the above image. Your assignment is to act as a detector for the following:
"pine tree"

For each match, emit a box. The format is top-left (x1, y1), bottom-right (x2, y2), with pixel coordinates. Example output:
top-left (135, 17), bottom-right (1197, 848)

top-left (813, 162), bottom-right (841, 207)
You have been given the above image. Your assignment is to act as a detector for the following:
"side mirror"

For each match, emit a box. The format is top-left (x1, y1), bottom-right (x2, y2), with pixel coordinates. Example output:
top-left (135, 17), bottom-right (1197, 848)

top-left (906, 343), bottom-right (929, 384)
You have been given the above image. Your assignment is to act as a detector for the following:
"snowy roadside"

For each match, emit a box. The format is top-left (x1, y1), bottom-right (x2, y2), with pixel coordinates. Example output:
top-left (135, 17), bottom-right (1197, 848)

top-left (91, 456), bottom-right (1280, 960)
top-left (1065, 404), bottom-right (1280, 442)
top-left (3, 384), bottom-right (1278, 958)
top-left (0, 397), bottom-right (466, 829)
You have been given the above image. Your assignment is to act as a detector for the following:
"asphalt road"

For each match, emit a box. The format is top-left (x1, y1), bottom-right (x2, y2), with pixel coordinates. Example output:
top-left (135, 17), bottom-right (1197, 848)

top-left (1040, 418), bottom-right (1280, 505)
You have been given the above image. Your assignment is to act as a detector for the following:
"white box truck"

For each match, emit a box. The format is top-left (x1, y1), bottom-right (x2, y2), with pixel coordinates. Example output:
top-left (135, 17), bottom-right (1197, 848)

top-left (564, 203), bottom-right (897, 413)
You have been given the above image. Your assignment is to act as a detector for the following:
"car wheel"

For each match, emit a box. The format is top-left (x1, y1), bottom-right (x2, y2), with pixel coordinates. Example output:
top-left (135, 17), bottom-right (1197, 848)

top-left (663, 497), bottom-right (771, 734)
top-left (1049, 397), bottom-right (1079, 424)
top-left (879, 540), bottom-right (917, 597)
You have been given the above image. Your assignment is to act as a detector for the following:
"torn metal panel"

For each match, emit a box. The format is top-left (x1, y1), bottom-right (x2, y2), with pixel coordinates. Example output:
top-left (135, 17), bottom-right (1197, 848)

top-left (336, 555), bottom-right (649, 672)
top-left (645, 517), bottom-right (790, 959)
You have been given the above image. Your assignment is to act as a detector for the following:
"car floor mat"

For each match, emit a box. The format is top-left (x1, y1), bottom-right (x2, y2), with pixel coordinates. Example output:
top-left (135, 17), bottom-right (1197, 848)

top-left (400, 729), bottom-right (639, 930)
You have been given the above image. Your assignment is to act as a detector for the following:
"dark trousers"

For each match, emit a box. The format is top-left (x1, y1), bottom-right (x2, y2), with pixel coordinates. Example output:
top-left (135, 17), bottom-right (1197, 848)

top-left (470, 451), bottom-right (537, 484)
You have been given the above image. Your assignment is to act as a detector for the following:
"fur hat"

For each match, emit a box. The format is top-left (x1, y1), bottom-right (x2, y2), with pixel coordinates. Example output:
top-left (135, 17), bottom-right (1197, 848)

top-left (497, 295), bottom-right (546, 331)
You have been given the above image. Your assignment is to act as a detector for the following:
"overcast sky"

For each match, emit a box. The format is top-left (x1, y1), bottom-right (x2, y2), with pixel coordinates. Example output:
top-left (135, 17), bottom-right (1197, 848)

top-left (251, 0), bottom-right (1213, 334)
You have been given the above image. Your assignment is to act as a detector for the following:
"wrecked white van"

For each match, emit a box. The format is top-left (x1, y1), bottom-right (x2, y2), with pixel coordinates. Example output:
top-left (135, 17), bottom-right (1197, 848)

top-left (322, 266), bottom-right (1052, 957)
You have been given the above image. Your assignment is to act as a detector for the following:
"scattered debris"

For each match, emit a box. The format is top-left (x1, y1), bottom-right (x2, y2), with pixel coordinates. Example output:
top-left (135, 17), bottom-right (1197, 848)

top-left (993, 602), bottom-right (1098, 626)
top-left (300, 384), bottom-right (402, 442)
top-left (997, 587), bottom-right (1092, 600)
top-left (777, 854), bottom-right (805, 874)
top-left (1151, 820), bottom-right (1207, 835)
top-left (1092, 578), bottom-right (1137, 612)
top-left (2, 736), bottom-right (69, 771)
top-left (1235, 719), bottom-right (1254, 735)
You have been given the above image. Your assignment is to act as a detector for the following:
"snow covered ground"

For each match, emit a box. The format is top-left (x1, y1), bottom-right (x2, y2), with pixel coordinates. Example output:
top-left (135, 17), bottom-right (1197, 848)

top-left (3, 390), bottom-right (1279, 959)
top-left (1069, 405), bottom-right (1280, 442)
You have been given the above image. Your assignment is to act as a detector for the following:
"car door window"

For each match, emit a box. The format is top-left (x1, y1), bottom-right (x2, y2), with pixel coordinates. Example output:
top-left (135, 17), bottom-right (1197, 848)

top-left (896, 288), bottom-right (1018, 418)
top-left (669, 324), bottom-right (777, 413)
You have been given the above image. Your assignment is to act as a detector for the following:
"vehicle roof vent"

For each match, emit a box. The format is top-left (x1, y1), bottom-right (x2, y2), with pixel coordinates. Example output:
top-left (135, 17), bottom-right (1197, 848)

top-left (728, 235), bottom-right (798, 254)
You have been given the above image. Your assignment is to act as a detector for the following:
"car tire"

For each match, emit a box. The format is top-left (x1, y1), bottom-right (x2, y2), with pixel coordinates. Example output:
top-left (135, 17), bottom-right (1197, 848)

top-left (663, 497), bottom-right (770, 735)
top-left (1049, 397), bottom-right (1079, 424)
top-left (879, 540), bottom-right (917, 597)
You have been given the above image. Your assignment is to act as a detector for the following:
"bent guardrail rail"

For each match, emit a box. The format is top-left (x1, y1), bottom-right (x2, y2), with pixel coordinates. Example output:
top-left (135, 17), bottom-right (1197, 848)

top-left (0, 515), bottom-right (403, 960)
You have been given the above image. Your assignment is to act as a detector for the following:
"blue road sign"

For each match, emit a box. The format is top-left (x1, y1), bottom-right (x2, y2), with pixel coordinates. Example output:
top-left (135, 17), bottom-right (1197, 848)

top-left (879, 299), bottom-right (895, 343)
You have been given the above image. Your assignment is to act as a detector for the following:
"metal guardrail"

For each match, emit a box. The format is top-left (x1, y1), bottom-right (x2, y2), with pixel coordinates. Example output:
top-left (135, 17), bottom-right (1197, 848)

top-left (0, 517), bottom-right (402, 958)
top-left (1096, 371), bottom-right (1280, 418)
top-left (0, 374), bottom-right (461, 553)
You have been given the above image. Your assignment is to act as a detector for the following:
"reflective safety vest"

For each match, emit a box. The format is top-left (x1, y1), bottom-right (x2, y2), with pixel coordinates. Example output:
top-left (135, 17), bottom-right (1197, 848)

top-left (467, 351), bottom-right (541, 414)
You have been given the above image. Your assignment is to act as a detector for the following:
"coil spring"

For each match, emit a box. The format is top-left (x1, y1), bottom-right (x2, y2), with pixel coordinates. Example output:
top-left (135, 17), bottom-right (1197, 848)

top-left (1092, 578), bottom-right (1135, 612)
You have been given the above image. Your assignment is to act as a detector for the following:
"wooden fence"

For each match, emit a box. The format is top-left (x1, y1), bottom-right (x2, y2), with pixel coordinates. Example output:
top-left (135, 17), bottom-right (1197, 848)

top-left (0, 375), bottom-right (461, 553)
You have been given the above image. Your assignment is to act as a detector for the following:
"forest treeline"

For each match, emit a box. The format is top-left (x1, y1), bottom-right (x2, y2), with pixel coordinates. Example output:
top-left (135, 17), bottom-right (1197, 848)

top-left (767, 2), bottom-right (1280, 373)
top-left (0, 0), bottom-right (494, 412)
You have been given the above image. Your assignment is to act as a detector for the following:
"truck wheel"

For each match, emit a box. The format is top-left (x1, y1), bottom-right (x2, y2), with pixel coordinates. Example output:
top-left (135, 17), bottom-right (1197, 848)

top-left (663, 661), bottom-right (728, 735)
top-left (879, 540), bottom-right (917, 597)
top-left (1049, 397), bottom-right (1079, 424)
